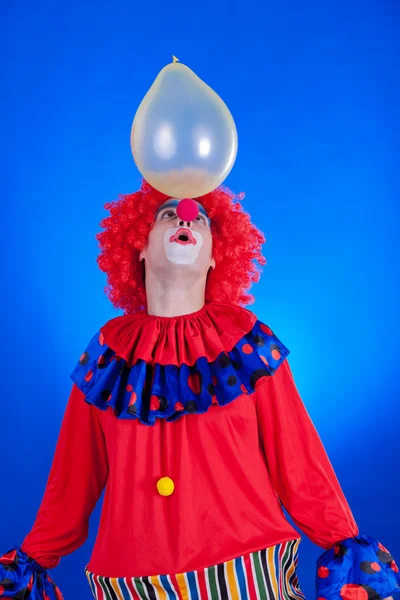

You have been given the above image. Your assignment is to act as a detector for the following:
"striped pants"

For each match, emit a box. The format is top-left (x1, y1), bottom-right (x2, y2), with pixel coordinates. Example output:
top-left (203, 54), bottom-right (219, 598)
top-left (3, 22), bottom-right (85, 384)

top-left (84, 538), bottom-right (305, 600)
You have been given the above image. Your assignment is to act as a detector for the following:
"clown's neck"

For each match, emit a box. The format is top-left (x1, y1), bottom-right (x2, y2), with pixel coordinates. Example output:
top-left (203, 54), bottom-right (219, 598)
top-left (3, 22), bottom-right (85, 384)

top-left (144, 269), bottom-right (207, 318)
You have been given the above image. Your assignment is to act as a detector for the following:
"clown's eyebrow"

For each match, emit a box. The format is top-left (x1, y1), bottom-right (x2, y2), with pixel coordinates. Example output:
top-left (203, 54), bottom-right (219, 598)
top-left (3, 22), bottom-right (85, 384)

top-left (155, 200), bottom-right (179, 215)
top-left (156, 200), bottom-right (211, 225)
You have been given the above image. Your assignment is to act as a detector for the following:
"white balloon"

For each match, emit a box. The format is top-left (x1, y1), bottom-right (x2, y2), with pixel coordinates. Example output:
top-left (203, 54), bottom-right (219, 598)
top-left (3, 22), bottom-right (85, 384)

top-left (131, 60), bottom-right (238, 198)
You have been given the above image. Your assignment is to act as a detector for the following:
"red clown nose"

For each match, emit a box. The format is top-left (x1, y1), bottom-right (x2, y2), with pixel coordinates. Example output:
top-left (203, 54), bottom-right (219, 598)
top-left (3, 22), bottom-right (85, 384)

top-left (176, 198), bottom-right (199, 222)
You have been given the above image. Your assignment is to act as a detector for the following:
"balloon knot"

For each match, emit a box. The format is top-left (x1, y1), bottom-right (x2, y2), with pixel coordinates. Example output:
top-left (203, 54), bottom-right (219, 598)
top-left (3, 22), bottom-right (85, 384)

top-left (172, 55), bottom-right (179, 63)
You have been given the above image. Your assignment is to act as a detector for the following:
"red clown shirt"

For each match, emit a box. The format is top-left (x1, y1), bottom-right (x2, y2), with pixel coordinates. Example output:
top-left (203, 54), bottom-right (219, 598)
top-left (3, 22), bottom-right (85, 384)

top-left (1, 302), bottom-right (399, 600)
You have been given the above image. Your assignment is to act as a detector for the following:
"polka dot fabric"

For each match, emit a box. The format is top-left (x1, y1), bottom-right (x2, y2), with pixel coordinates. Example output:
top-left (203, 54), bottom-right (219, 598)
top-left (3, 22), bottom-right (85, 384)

top-left (0, 546), bottom-right (63, 599)
top-left (316, 534), bottom-right (400, 600)
top-left (70, 318), bottom-right (290, 426)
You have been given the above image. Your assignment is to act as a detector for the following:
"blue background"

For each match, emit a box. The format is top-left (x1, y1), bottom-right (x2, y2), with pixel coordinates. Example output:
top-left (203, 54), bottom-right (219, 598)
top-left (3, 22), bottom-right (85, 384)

top-left (2, 0), bottom-right (399, 598)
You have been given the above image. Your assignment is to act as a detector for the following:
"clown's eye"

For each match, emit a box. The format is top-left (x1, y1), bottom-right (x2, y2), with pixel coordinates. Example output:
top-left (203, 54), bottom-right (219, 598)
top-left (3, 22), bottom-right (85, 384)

top-left (196, 214), bottom-right (206, 224)
top-left (160, 209), bottom-right (176, 219)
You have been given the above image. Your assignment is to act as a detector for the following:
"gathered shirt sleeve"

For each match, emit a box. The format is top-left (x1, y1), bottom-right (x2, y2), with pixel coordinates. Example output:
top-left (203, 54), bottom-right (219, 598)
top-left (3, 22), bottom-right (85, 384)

top-left (255, 358), bottom-right (400, 600)
top-left (0, 383), bottom-right (109, 599)
top-left (255, 357), bottom-right (358, 547)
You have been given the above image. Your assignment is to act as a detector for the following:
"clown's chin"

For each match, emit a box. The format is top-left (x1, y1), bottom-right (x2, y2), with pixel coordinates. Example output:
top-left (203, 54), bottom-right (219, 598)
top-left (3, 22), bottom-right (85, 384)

top-left (164, 242), bottom-right (202, 265)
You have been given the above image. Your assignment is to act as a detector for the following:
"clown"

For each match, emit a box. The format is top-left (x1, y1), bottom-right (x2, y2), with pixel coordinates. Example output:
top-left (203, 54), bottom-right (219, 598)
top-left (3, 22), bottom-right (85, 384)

top-left (0, 62), bottom-right (399, 600)
top-left (1, 181), bottom-right (399, 600)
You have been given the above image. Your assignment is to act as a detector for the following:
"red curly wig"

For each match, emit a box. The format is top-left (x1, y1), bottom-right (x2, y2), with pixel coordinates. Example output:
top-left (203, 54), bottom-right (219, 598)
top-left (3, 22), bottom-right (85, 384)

top-left (96, 179), bottom-right (266, 315)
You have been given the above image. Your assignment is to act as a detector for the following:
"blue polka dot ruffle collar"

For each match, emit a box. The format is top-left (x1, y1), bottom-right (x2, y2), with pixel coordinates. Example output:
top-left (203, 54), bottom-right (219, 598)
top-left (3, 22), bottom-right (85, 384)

top-left (70, 302), bottom-right (290, 425)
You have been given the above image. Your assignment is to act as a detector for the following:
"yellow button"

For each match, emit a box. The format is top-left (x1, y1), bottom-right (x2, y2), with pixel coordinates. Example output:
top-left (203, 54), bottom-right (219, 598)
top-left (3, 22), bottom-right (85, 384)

top-left (157, 477), bottom-right (175, 496)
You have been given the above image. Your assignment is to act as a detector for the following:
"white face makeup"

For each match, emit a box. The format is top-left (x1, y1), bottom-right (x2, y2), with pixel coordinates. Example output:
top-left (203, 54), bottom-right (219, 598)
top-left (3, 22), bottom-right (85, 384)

top-left (139, 198), bottom-right (215, 280)
top-left (164, 226), bottom-right (204, 264)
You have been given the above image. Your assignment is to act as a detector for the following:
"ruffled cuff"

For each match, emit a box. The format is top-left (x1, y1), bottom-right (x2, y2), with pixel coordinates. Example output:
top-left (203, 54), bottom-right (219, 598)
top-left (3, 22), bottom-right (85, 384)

top-left (316, 534), bottom-right (400, 600)
top-left (0, 546), bottom-right (63, 599)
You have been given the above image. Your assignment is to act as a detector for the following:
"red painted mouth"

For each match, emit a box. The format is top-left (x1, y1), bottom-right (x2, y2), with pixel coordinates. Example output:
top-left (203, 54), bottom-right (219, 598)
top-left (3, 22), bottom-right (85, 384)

top-left (170, 228), bottom-right (197, 245)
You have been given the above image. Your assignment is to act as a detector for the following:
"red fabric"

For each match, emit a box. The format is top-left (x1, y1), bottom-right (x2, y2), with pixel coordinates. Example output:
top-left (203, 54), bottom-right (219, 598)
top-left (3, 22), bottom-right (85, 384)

top-left (21, 356), bottom-right (359, 578)
top-left (255, 358), bottom-right (359, 548)
top-left (21, 384), bottom-right (108, 570)
top-left (99, 301), bottom-right (257, 366)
